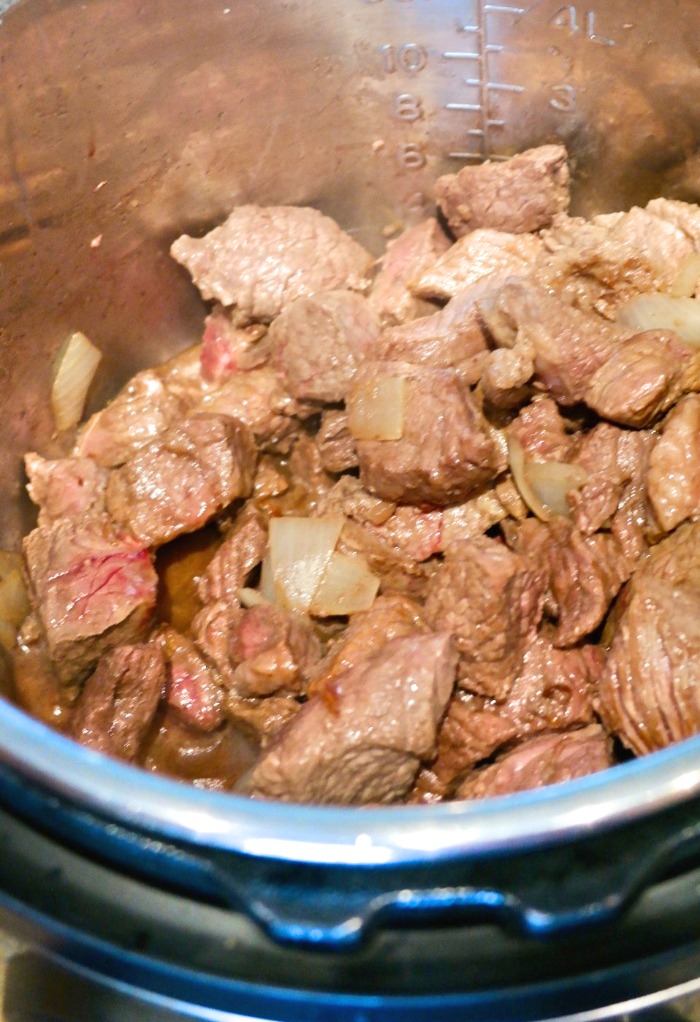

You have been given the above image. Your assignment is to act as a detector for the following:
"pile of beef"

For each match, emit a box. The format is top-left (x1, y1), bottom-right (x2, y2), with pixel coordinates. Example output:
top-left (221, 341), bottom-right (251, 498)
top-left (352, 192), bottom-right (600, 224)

top-left (14, 144), bottom-right (700, 805)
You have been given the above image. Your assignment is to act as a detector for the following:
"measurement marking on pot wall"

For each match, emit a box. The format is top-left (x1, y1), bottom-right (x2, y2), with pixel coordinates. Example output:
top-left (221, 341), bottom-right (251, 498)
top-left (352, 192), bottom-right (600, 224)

top-left (444, 0), bottom-right (525, 161)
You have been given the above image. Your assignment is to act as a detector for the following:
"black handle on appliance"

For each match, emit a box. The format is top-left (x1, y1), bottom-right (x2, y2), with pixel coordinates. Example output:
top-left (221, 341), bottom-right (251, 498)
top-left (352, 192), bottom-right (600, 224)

top-left (204, 797), bottom-right (700, 950)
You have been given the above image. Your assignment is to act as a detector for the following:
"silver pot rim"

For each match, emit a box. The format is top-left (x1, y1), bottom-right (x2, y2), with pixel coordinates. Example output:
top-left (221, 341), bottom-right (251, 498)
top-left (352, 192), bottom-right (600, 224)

top-left (1, 697), bottom-right (699, 865)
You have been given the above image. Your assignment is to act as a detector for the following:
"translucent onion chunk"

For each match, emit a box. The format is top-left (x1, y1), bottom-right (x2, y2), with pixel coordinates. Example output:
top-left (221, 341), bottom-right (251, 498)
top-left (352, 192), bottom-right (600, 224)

top-left (347, 375), bottom-right (406, 441)
top-left (51, 331), bottom-right (103, 432)
top-left (508, 436), bottom-right (588, 521)
top-left (617, 293), bottom-right (700, 347)
top-left (309, 551), bottom-right (379, 617)
top-left (268, 516), bottom-right (343, 613)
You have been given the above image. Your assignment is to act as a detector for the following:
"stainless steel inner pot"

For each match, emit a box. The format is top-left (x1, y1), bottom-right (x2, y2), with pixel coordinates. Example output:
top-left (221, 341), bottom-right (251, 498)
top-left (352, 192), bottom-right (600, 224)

top-left (2, 0), bottom-right (700, 919)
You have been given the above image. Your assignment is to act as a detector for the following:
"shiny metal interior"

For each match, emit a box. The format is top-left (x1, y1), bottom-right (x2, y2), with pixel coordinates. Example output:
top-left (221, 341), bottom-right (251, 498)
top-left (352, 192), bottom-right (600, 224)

top-left (2, 0), bottom-right (700, 860)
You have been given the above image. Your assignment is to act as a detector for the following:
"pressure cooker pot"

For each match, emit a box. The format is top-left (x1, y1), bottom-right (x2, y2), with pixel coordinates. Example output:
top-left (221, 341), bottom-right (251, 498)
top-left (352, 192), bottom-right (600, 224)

top-left (3, 1), bottom-right (700, 1019)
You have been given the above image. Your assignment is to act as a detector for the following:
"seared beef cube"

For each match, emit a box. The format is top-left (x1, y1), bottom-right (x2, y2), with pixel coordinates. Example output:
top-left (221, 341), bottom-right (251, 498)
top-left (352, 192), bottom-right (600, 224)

top-left (22, 516), bottom-right (158, 686)
top-left (197, 502), bottom-right (268, 604)
top-left (502, 634), bottom-right (602, 734)
top-left (315, 410), bottom-right (358, 474)
top-left (229, 604), bottom-right (321, 699)
top-left (585, 329), bottom-right (692, 427)
top-left (369, 218), bottom-right (450, 325)
top-left (70, 644), bottom-right (165, 760)
top-left (268, 290), bottom-right (381, 403)
top-left (193, 599), bottom-right (320, 701)
top-left (435, 144), bottom-right (570, 237)
top-left (74, 369), bottom-right (183, 468)
top-left (197, 366), bottom-right (301, 452)
top-left (413, 693), bottom-right (518, 802)
top-left (480, 347), bottom-right (534, 409)
top-left (308, 593), bottom-right (429, 693)
top-left (455, 725), bottom-right (613, 800)
top-left (24, 453), bottom-right (108, 526)
top-left (480, 278), bottom-right (625, 406)
top-left (648, 394), bottom-right (700, 532)
top-left (106, 414), bottom-right (257, 547)
top-left (170, 205), bottom-right (374, 322)
top-left (424, 536), bottom-right (545, 700)
top-left (568, 423), bottom-right (657, 536)
top-left (536, 205), bottom-right (696, 317)
top-left (414, 633), bottom-right (601, 803)
top-left (200, 306), bottom-right (268, 383)
top-left (508, 397), bottom-right (575, 462)
top-left (376, 278), bottom-right (492, 368)
top-left (598, 523), bottom-right (700, 756)
top-left (413, 229), bottom-right (542, 302)
top-left (349, 361), bottom-right (502, 506)
top-left (481, 279), bottom-right (693, 426)
top-left (504, 517), bottom-right (633, 648)
top-left (243, 632), bottom-right (457, 805)
top-left (155, 627), bottom-right (224, 732)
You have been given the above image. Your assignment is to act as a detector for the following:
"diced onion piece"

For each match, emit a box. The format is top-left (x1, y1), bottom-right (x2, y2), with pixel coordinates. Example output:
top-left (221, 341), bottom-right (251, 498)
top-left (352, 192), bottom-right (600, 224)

top-left (237, 586), bottom-right (267, 608)
top-left (258, 553), bottom-right (276, 604)
top-left (347, 375), bottom-right (406, 441)
top-left (525, 460), bottom-right (589, 519)
top-left (671, 253), bottom-right (700, 297)
top-left (310, 551), bottom-right (379, 617)
top-left (51, 331), bottom-right (103, 432)
top-left (0, 552), bottom-right (29, 650)
top-left (508, 436), bottom-right (587, 522)
top-left (268, 516), bottom-right (343, 614)
top-left (617, 293), bottom-right (700, 347)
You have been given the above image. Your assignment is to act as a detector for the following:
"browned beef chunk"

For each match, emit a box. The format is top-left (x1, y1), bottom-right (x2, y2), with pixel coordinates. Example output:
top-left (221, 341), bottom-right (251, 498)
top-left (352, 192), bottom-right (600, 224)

top-left (349, 362), bottom-right (502, 506)
top-left (412, 693), bottom-right (517, 803)
top-left (424, 536), bottom-right (545, 700)
top-left (504, 516), bottom-right (633, 648)
top-left (200, 306), bottom-right (268, 383)
top-left (170, 205), bottom-right (374, 322)
top-left (369, 218), bottom-right (450, 325)
top-left (228, 604), bottom-right (321, 699)
top-left (413, 230), bottom-right (542, 302)
top-left (22, 516), bottom-right (158, 686)
top-left (197, 502), bottom-right (268, 604)
top-left (192, 599), bottom-right (320, 700)
top-left (24, 453), bottom-right (108, 526)
top-left (481, 278), bottom-right (627, 404)
top-left (376, 279), bottom-right (492, 368)
top-left (70, 644), bottom-right (165, 760)
top-left (154, 627), bottom-right (224, 732)
top-left (413, 634), bottom-right (601, 802)
top-left (243, 632), bottom-right (457, 805)
top-left (268, 290), bottom-right (381, 403)
top-left (480, 347), bottom-right (534, 409)
top-left (481, 279), bottom-right (693, 426)
top-left (568, 423), bottom-right (657, 537)
top-left (598, 523), bottom-right (700, 756)
top-left (646, 197), bottom-right (700, 251)
top-left (106, 414), bottom-right (257, 547)
top-left (436, 145), bottom-right (570, 238)
top-left (74, 369), bottom-right (183, 468)
top-left (308, 593), bottom-right (429, 694)
top-left (503, 633), bottom-right (602, 735)
top-left (226, 693), bottom-right (301, 749)
top-left (585, 330), bottom-right (693, 427)
top-left (535, 206), bottom-right (695, 317)
top-left (197, 366), bottom-right (301, 452)
top-left (315, 410), bottom-right (358, 474)
top-left (509, 397), bottom-right (575, 461)
top-left (455, 725), bottom-right (613, 800)
top-left (647, 395), bottom-right (700, 532)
